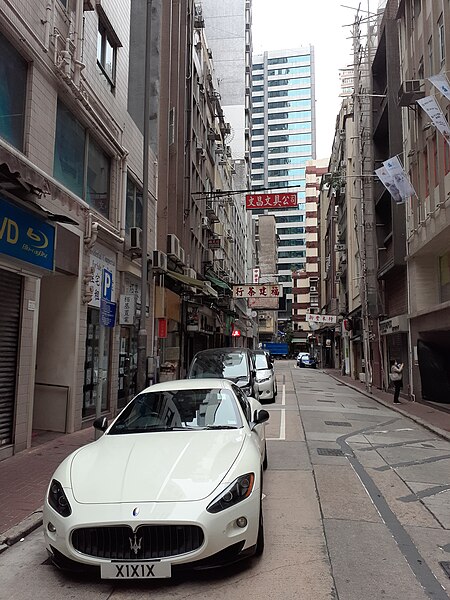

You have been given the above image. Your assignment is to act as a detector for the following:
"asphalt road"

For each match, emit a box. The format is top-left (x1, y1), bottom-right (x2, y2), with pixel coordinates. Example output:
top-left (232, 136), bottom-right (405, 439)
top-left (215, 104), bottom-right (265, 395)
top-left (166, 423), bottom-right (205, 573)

top-left (1, 362), bottom-right (449, 600)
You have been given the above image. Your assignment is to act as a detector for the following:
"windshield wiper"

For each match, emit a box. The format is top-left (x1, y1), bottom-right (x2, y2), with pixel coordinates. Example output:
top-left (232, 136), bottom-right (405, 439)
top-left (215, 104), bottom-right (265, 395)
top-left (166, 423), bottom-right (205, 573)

top-left (203, 425), bottom-right (239, 430)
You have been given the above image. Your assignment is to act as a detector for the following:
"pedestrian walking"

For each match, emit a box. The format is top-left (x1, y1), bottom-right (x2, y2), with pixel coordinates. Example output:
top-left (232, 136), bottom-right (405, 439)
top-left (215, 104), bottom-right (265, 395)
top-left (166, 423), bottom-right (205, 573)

top-left (390, 359), bottom-right (404, 404)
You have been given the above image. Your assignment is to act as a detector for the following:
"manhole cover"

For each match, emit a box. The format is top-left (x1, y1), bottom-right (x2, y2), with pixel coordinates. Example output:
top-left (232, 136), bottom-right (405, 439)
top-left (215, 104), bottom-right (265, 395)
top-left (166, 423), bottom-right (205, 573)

top-left (317, 448), bottom-right (344, 456)
top-left (324, 421), bottom-right (352, 427)
top-left (439, 562), bottom-right (450, 579)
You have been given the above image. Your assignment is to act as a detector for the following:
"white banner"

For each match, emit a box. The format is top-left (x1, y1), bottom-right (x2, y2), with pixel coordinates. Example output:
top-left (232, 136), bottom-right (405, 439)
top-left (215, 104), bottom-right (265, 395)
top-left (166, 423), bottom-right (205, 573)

top-left (417, 95), bottom-right (450, 146)
top-left (306, 313), bottom-right (337, 325)
top-left (375, 166), bottom-right (403, 204)
top-left (428, 74), bottom-right (450, 102)
top-left (382, 156), bottom-right (416, 201)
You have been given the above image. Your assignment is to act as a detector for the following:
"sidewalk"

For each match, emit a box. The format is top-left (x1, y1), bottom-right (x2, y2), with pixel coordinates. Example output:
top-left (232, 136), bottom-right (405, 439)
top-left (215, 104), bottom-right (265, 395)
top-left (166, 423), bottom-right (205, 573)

top-left (1, 372), bottom-right (450, 551)
top-left (324, 368), bottom-right (450, 440)
top-left (0, 426), bottom-right (95, 549)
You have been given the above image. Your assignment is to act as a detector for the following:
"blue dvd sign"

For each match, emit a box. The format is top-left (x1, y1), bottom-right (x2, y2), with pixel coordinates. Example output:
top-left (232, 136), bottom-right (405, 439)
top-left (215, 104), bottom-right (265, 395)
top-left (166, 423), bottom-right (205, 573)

top-left (0, 195), bottom-right (55, 270)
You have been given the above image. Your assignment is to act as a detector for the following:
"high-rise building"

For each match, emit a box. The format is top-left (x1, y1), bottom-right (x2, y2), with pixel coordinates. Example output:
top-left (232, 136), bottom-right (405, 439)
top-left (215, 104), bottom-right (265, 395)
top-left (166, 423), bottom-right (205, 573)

top-left (250, 47), bottom-right (316, 326)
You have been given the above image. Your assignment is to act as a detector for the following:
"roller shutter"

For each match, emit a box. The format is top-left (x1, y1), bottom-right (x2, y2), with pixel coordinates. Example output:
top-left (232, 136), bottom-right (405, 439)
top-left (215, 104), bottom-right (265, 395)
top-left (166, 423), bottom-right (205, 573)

top-left (0, 269), bottom-right (22, 446)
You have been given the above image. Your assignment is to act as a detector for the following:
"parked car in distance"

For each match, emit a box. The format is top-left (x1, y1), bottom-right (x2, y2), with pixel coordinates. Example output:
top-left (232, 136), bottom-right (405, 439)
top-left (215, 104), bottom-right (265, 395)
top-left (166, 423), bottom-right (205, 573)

top-left (253, 349), bottom-right (277, 403)
top-left (296, 352), bottom-right (309, 367)
top-left (297, 353), bottom-right (317, 369)
top-left (43, 378), bottom-right (269, 578)
top-left (187, 347), bottom-right (259, 399)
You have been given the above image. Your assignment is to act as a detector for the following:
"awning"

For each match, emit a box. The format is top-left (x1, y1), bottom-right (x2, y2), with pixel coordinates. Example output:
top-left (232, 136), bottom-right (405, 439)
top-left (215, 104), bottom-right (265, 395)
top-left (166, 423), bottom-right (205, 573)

top-left (166, 270), bottom-right (218, 297)
top-left (205, 269), bottom-right (231, 290)
top-left (292, 337), bottom-right (307, 343)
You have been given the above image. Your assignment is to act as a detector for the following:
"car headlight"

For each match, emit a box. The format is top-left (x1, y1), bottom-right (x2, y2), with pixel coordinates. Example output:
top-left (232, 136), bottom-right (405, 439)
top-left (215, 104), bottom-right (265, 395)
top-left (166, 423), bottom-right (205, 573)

top-left (207, 473), bottom-right (255, 513)
top-left (48, 479), bottom-right (72, 517)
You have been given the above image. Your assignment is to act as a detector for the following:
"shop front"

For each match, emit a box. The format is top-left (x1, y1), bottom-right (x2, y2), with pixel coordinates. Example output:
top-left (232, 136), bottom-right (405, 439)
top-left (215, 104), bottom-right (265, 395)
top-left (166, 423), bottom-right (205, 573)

top-left (379, 314), bottom-right (409, 393)
top-left (82, 244), bottom-right (117, 421)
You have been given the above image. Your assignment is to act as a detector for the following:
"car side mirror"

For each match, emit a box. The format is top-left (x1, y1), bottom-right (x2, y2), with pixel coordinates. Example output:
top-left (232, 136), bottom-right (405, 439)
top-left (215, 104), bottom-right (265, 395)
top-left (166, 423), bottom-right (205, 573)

top-left (253, 409), bottom-right (270, 426)
top-left (93, 416), bottom-right (108, 432)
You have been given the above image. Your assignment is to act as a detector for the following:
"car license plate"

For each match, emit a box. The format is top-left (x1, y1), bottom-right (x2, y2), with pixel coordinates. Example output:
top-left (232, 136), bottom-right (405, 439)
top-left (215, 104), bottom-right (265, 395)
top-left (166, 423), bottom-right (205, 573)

top-left (101, 561), bottom-right (171, 579)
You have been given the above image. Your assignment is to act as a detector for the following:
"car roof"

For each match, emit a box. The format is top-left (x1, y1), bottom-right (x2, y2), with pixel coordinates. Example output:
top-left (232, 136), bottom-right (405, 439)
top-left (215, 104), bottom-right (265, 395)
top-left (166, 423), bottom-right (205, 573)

top-left (193, 347), bottom-right (251, 356)
top-left (139, 378), bottom-right (236, 395)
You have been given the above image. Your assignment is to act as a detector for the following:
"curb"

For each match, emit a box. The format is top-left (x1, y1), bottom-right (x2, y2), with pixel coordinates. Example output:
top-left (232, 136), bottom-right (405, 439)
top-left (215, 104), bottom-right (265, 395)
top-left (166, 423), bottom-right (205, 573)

top-left (0, 509), bottom-right (43, 553)
top-left (326, 372), bottom-right (450, 442)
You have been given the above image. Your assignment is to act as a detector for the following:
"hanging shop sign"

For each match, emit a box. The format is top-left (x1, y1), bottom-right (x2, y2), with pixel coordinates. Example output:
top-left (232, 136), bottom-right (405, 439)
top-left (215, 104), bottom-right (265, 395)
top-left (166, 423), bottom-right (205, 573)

top-left (245, 193), bottom-right (297, 210)
top-left (119, 294), bottom-right (136, 325)
top-left (233, 284), bottom-right (281, 299)
top-left (100, 268), bottom-right (116, 327)
top-left (158, 318), bottom-right (168, 339)
top-left (0, 195), bottom-right (55, 270)
top-left (88, 245), bottom-right (116, 308)
top-left (306, 313), bottom-right (337, 325)
top-left (379, 315), bottom-right (408, 335)
top-left (208, 238), bottom-right (221, 250)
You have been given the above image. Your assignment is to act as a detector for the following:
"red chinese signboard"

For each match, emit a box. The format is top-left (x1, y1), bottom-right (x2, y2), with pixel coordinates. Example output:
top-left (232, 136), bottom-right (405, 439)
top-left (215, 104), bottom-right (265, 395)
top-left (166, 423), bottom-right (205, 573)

top-left (158, 317), bottom-right (168, 338)
top-left (245, 193), bottom-right (297, 210)
top-left (208, 238), bottom-right (221, 249)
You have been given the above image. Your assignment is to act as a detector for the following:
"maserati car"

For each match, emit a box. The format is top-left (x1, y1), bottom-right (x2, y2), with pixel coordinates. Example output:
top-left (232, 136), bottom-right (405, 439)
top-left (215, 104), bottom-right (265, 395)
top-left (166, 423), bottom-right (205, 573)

top-left (43, 378), bottom-right (269, 579)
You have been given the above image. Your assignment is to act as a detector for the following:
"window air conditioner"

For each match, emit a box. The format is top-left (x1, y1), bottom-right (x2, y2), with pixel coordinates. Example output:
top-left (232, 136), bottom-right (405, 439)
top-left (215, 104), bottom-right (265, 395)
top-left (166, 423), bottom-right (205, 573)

top-left (183, 267), bottom-right (197, 293)
top-left (398, 79), bottom-right (424, 106)
top-left (152, 250), bottom-right (168, 273)
top-left (130, 227), bottom-right (142, 251)
top-left (178, 246), bottom-right (186, 265)
top-left (167, 234), bottom-right (180, 261)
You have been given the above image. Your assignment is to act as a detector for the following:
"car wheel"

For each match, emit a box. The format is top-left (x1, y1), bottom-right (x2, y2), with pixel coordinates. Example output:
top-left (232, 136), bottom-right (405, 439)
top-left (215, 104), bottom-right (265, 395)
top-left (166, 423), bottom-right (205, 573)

top-left (255, 496), bottom-right (265, 556)
top-left (263, 441), bottom-right (268, 470)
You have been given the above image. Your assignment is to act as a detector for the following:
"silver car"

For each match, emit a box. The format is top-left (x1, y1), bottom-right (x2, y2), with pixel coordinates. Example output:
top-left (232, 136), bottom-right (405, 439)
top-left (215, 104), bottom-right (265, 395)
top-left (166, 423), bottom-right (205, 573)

top-left (253, 350), bottom-right (277, 403)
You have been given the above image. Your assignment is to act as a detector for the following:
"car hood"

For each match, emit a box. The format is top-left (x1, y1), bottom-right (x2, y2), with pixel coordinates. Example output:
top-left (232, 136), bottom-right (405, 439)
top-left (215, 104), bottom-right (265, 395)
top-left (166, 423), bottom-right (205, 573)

top-left (70, 430), bottom-right (245, 504)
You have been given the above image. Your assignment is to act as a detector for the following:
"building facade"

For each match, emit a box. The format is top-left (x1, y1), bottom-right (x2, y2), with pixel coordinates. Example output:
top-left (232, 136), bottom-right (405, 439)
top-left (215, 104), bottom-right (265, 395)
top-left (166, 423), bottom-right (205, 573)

top-left (250, 47), bottom-right (317, 328)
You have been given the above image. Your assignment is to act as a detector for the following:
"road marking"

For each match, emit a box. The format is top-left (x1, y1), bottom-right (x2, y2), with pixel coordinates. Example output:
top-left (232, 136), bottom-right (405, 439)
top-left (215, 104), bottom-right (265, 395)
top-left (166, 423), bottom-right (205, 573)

top-left (267, 384), bottom-right (286, 441)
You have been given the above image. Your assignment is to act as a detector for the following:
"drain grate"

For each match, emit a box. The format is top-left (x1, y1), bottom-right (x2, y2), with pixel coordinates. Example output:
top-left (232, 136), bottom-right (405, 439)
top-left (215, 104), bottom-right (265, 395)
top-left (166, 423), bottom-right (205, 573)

top-left (357, 406), bottom-right (379, 410)
top-left (324, 421), bottom-right (352, 427)
top-left (317, 399), bottom-right (336, 403)
top-left (317, 448), bottom-right (344, 457)
top-left (439, 562), bottom-right (450, 579)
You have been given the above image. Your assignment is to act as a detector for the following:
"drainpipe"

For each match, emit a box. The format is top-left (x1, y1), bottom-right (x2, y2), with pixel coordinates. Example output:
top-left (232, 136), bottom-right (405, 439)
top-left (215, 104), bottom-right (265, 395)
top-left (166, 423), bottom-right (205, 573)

top-left (119, 153), bottom-right (129, 239)
top-left (73, 0), bottom-right (85, 86)
top-left (43, 2), bottom-right (52, 50)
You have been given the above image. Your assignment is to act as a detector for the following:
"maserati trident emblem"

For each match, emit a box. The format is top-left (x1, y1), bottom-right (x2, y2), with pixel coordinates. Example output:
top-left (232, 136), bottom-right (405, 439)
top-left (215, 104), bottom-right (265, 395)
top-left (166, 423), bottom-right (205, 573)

top-left (129, 534), bottom-right (142, 555)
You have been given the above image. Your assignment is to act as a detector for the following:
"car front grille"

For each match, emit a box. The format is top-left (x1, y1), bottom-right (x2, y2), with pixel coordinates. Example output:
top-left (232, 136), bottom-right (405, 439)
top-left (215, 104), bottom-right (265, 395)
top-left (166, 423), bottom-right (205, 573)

top-left (71, 524), bottom-right (204, 560)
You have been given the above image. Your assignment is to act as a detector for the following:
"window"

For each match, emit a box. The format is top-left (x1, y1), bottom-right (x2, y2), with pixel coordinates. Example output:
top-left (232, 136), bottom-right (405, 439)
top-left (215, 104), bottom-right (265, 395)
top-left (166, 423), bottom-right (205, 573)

top-left (97, 10), bottom-right (122, 86)
top-left (438, 14), bottom-right (445, 65)
top-left (252, 129), bottom-right (264, 137)
top-left (252, 117), bottom-right (264, 125)
top-left (54, 100), bottom-right (111, 218)
top-left (0, 31), bottom-right (27, 150)
top-left (126, 176), bottom-right (143, 232)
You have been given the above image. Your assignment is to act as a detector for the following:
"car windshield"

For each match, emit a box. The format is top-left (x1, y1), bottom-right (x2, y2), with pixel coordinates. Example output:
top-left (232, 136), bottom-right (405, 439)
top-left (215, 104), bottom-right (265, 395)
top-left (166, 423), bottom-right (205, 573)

top-left (189, 351), bottom-right (249, 381)
top-left (108, 388), bottom-right (243, 434)
top-left (254, 353), bottom-right (269, 369)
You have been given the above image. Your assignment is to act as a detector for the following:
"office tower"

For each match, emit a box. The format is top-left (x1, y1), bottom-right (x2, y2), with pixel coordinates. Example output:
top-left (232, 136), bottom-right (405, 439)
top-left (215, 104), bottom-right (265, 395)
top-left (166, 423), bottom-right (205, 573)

top-left (250, 47), bottom-right (316, 326)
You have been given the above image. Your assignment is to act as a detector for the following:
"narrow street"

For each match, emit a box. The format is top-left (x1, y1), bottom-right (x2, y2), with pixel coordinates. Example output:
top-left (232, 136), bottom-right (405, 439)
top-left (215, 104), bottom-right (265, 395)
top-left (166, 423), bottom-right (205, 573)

top-left (1, 362), bottom-right (449, 600)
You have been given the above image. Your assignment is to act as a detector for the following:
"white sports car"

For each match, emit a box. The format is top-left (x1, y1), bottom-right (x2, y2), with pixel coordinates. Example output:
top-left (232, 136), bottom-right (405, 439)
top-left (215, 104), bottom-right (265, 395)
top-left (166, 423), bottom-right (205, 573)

top-left (44, 378), bottom-right (269, 579)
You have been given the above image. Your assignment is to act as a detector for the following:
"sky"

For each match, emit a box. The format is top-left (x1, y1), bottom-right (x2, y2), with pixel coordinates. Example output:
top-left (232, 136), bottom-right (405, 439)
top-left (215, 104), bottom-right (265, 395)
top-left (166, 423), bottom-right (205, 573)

top-left (252, 0), bottom-right (375, 159)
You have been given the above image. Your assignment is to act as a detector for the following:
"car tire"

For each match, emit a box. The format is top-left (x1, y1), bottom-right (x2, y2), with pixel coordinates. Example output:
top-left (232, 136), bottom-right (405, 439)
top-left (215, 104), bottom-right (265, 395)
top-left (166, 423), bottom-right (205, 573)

top-left (263, 441), bottom-right (268, 470)
top-left (273, 385), bottom-right (277, 398)
top-left (255, 496), bottom-right (265, 556)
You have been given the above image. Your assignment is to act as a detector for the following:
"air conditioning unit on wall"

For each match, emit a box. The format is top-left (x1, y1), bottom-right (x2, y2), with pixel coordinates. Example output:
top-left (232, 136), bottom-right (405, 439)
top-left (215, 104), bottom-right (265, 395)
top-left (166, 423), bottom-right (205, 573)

top-left (167, 234), bottom-right (180, 261)
top-left (130, 227), bottom-right (142, 251)
top-left (152, 250), bottom-right (167, 273)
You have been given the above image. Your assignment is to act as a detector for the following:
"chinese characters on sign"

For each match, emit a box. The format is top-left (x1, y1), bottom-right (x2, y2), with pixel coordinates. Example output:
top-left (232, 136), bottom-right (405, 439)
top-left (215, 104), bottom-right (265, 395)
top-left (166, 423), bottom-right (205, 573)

top-left (233, 284), bottom-right (282, 298)
top-left (306, 313), bottom-right (337, 325)
top-left (245, 193), bottom-right (297, 210)
top-left (119, 294), bottom-right (136, 325)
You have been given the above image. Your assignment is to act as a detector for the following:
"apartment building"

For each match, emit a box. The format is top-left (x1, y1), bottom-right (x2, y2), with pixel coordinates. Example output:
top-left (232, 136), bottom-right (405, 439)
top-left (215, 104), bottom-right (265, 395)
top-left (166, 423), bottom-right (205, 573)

top-left (250, 47), bottom-right (317, 328)
top-left (0, 0), bottom-right (157, 457)
top-left (397, 0), bottom-right (450, 403)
